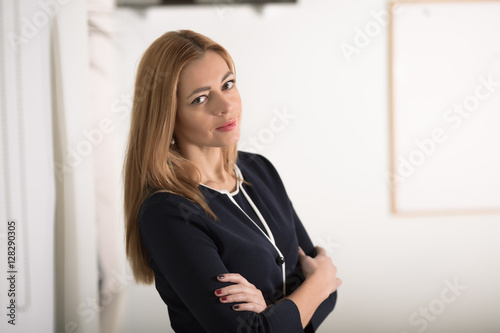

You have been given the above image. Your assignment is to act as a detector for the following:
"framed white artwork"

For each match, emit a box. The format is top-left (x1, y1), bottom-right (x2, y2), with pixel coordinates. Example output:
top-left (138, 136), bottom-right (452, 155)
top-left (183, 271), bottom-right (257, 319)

top-left (389, 0), bottom-right (500, 215)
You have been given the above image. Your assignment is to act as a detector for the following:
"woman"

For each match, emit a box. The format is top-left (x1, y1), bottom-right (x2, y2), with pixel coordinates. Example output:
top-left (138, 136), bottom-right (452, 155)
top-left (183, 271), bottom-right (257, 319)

top-left (123, 30), bottom-right (341, 333)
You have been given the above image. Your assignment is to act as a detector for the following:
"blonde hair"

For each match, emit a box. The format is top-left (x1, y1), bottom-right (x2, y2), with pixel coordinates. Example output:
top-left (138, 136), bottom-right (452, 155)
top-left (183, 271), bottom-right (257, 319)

top-left (123, 30), bottom-right (238, 284)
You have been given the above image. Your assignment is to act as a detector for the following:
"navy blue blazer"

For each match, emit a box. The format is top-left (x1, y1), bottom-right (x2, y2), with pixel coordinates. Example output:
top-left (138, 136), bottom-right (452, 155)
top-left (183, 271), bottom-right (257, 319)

top-left (139, 152), bottom-right (337, 332)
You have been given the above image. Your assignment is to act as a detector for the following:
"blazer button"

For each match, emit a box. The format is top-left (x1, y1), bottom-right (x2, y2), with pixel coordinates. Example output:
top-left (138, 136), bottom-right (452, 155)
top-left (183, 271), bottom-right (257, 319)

top-left (276, 256), bottom-right (285, 266)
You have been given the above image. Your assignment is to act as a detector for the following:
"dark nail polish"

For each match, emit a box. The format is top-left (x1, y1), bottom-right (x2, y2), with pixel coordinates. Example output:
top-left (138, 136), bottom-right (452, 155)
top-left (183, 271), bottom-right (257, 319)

top-left (233, 305), bottom-right (239, 310)
top-left (216, 289), bottom-right (222, 295)
top-left (218, 275), bottom-right (225, 279)
top-left (221, 296), bottom-right (227, 301)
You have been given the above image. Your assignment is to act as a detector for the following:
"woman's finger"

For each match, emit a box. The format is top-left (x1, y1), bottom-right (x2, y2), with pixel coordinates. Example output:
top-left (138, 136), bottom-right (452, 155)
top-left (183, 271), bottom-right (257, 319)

top-left (218, 291), bottom-right (260, 304)
top-left (232, 302), bottom-right (266, 312)
top-left (217, 273), bottom-right (251, 286)
top-left (315, 245), bottom-right (327, 257)
top-left (219, 292), bottom-right (267, 313)
top-left (297, 246), bottom-right (308, 266)
top-left (298, 246), bottom-right (306, 257)
top-left (215, 283), bottom-right (254, 296)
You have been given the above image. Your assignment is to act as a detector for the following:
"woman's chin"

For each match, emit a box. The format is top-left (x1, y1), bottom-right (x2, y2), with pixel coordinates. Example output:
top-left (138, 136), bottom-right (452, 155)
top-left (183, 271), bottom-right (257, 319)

top-left (215, 135), bottom-right (240, 148)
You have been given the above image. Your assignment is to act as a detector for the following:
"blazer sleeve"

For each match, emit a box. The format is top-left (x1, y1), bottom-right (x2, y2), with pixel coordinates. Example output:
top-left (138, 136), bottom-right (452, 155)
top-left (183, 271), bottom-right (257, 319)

top-left (241, 152), bottom-right (338, 332)
top-left (139, 193), bottom-right (305, 333)
top-left (291, 202), bottom-right (338, 333)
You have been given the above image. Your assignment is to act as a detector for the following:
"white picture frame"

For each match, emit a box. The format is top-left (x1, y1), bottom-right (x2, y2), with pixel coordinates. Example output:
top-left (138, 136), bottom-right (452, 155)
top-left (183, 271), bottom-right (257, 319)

top-left (389, 0), bottom-right (500, 215)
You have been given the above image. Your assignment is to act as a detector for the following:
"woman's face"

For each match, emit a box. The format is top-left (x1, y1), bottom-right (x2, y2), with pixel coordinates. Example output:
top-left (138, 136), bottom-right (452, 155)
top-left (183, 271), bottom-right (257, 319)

top-left (175, 51), bottom-right (242, 152)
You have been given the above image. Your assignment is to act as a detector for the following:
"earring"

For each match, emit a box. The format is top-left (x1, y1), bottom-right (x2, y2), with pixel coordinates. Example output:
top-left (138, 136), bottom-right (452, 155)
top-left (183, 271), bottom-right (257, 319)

top-left (170, 138), bottom-right (175, 145)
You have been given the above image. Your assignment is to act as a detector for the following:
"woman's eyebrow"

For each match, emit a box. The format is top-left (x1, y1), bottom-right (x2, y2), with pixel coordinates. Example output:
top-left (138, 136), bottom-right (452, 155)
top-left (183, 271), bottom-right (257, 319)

top-left (186, 71), bottom-right (233, 100)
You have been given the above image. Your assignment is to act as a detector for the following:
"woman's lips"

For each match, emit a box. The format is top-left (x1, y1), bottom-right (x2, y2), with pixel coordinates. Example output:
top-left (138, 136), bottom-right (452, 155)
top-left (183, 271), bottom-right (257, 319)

top-left (215, 118), bottom-right (237, 132)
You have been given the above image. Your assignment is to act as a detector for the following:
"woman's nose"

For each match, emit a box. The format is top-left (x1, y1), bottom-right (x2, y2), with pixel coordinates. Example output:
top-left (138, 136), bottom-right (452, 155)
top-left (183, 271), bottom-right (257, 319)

top-left (211, 92), bottom-right (232, 116)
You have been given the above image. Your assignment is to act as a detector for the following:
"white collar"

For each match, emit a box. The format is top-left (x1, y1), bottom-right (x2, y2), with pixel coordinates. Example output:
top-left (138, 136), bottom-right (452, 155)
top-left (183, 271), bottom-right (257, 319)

top-left (199, 165), bottom-right (243, 196)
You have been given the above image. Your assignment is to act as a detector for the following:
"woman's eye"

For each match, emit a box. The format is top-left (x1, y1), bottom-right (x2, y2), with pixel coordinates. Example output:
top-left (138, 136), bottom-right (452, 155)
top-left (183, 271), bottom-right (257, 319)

top-left (192, 95), bottom-right (207, 104)
top-left (191, 80), bottom-right (234, 105)
top-left (223, 80), bottom-right (235, 90)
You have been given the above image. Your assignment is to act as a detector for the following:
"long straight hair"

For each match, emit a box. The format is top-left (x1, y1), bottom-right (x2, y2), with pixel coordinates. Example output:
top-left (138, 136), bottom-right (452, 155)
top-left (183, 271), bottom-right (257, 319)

top-left (123, 30), bottom-right (238, 284)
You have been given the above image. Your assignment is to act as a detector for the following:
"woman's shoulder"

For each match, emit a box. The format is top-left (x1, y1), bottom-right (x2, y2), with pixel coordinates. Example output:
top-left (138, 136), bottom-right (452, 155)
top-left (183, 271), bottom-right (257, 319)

top-left (237, 151), bottom-right (284, 187)
top-left (237, 151), bottom-right (279, 175)
top-left (139, 190), bottom-right (206, 227)
top-left (141, 190), bottom-right (192, 209)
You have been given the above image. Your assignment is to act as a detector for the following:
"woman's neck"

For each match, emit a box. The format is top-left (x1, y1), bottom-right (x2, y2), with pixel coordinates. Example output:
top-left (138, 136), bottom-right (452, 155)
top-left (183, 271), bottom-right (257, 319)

top-left (180, 146), bottom-right (236, 192)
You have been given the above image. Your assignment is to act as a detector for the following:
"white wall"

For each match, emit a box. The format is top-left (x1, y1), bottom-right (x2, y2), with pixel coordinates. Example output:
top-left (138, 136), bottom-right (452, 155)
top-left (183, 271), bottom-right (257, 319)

top-left (0, 0), bottom-right (55, 331)
top-left (113, 1), bottom-right (500, 332)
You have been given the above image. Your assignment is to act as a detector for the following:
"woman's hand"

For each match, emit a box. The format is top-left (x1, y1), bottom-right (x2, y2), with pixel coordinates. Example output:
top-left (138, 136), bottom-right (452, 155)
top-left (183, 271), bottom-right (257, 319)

top-left (215, 273), bottom-right (267, 313)
top-left (298, 246), bottom-right (342, 297)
